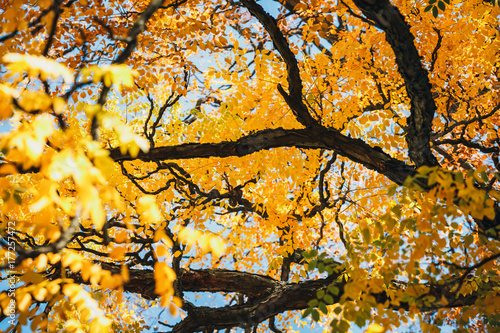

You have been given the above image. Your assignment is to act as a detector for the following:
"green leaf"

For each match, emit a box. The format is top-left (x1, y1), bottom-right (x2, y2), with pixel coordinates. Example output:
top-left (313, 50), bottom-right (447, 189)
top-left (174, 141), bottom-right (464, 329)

top-left (437, 1), bottom-right (446, 10)
top-left (387, 185), bottom-right (397, 196)
top-left (328, 285), bottom-right (340, 295)
top-left (13, 192), bottom-right (22, 205)
top-left (308, 299), bottom-right (318, 307)
top-left (391, 205), bottom-right (402, 218)
top-left (319, 302), bottom-right (328, 314)
top-left (333, 306), bottom-right (342, 315)
top-left (486, 227), bottom-right (497, 236)
top-left (308, 259), bottom-right (317, 271)
top-left (317, 289), bottom-right (325, 299)
top-left (302, 308), bottom-right (312, 318)
top-left (311, 309), bottom-right (320, 321)
top-left (339, 319), bottom-right (350, 332)
top-left (432, 6), bottom-right (439, 17)
top-left (428, 0), bottom-right (437, 4)
top-left (324, 294), bottom-right (334, 304)
top-left (14, 186), bottom-right (28, 193)
top-left (306, 93), bottom-right (315, 104)
top-left (355, 315), bottom-right (366, 328)
top-left (479, 171), bottom-right (489, 182)
top-left (361, 227), bottom-right (371, 244)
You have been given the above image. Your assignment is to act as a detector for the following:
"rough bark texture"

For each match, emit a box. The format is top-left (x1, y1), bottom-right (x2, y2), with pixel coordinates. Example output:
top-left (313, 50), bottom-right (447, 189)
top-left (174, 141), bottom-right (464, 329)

top-left (57, 264), bottom-right (483, 333)
top-left (110, 127), bottom-right (417, 186)
top-left (352, 0), bottom-right (439, 168)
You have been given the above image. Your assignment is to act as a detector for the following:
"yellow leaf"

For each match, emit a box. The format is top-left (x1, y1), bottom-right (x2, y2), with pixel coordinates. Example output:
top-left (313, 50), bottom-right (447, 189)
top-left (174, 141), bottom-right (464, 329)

top-left (114, 230), bottom-right (129, 243)
top-left (154, 262), bottom-right (176, 295)
top-left (156, 244), bottom-right (168, 257)
top-left (154, 229), bottom-right (167, 242)
top-left (35, 254), bottom-right (48, 271)
top-left (0, 164), bottom-right (18, 176)
top-left (160, 295), bottom-right (170, 308)
top-left (366, 323), bottom-right (384, 333)
top-left (0, 84), bottom-right (15, 119)
top-left (172, 296), bottom-right (182, 307)
top-left (109, 246), bottom-right (126, 260)
top-left (109, 64), bottom-right (136, 88)
top-left (63, 284), bottom-right (81, 298)
top-left (84, 104), bottom-right (101, 118)
top-left (47, 253), bottom-right (61, 265)
top-left (18, 91), bottom-right (52, 112)
top-left (169, 302), bottom-right (179, 316)
top-left (45, 281), bottom-right (60, 295)
top-left (209, 237), bottom-right (225, 257)
top-left (89, 316), bottom-right (112, 333)
top-left (52, 97), bottom-right (66, 115)
top-left (81, 64), bottom-right (135, 89)
top-left (65, 319), bottom-right (81, 331)
top-left (80, 186), bottom-right (105, 230)
top-left (3, 53), bottom-right (74, 83)
top-left (121, 265), bottom-right (129, 282)
top-left (46, 227), bottom-right (61, 242)
top-left (17, 292), bottom-right (32, 312)
top-left (32, 287), bottom-right (47, 302)
top-left (137, 195), bottom-right (162, 225)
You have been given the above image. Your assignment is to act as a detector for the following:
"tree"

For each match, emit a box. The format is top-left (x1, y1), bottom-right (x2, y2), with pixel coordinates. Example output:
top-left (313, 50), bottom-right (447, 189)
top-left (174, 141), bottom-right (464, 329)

top-left (1, 0), bottom-right (500, 331)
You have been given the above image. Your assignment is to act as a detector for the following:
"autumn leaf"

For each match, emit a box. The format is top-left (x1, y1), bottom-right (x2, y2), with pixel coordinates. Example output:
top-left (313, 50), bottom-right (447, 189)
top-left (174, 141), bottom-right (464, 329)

top-left (2, 0), bottom-right (500, 332)
top-left (3, 53), bottom-right (73, 83)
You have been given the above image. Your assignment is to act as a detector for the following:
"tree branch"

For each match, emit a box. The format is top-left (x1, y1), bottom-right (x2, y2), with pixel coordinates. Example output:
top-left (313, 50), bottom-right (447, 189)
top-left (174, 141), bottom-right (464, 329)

top-left (59, 263), bottom-right (488, 333)
top-left (351, 0), bottom-right (438, 167)
top-left (240, 0), bottom-right (318, 128)
top-left (90, 0), bottom-right (183, 140)
top-left (109, 127), bottom-right (417, 186)
top-left (0, 208), bottom-right (81, 269)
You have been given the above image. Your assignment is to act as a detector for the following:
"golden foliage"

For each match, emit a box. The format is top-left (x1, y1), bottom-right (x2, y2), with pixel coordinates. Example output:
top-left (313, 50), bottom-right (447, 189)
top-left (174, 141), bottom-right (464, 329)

top-left (0, 0), bottom-right (500, 332)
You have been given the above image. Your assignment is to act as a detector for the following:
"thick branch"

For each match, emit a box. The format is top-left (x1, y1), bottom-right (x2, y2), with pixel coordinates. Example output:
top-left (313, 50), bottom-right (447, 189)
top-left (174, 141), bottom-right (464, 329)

top-left (171, 276), bottom-right (340, 333)
top-left (60, 264), bottom-right (486, 332)
top-left (109, 127), bottom-right (417, 186)
top-left (351, 0), bottom-right (438, 167)
top-left (240, 0), bottom-right (318, 128)
top-left (137, 269), bottom-right (485, 333)
top-left (180, 269), bottom-right (277, 297)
